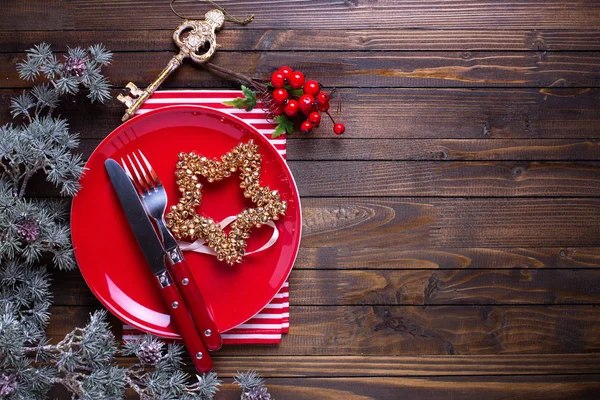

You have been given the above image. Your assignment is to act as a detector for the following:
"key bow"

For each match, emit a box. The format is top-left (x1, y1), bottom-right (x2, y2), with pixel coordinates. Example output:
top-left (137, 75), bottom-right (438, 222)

top-left (173, 9), bottom-right (225, 64)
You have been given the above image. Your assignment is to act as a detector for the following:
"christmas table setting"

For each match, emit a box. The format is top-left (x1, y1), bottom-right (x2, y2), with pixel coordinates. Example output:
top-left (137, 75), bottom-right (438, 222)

top-left (2, 0), bottom-right (600, 399)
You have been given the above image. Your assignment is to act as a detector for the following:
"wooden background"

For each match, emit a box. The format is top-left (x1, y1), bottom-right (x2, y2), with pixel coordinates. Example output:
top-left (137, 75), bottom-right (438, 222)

top-left (2, 1), bottom-right (600, 398)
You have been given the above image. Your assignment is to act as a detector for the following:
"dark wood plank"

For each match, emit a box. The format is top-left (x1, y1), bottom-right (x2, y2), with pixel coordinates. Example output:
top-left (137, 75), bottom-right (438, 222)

top-left (215, 376), bottom-right (600, 400)
top-left (2, 51), bottom-right (600, 89)
top-left (300, 198), bottom-right (600, 248)
top-left (288, 269), bottom-right (600, 306)
top-left (3, 29), bottom-right (600, 52)
top-left (3, 87), bottom-right (599, 140)
top-left (3, 1), bottom-right (600, 30)
top-left (0, 0), bottom-right (67, 31)
top-left (48, 305), bottom-right (600, 355)
top-left (290, 161), bottom-right (600, 197)
top-left (295, 247), bottom-right (600, 270)
top-left (46, 305), bottom-right (122, 343)
top-left (51, 269), bottom-right (600, 307)
top-left (287, 139), bottom-right (600, 161)
top-left (210, 354), bottom-right (600, 377)
top-left (51, 270), bottom-right (100, 307)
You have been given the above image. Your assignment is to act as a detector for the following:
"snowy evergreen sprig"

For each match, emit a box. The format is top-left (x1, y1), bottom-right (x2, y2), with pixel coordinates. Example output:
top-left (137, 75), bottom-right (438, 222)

top-left (0, 43), bottom-right (115, 399)
top-left (16, 43), bottom-right (112, 103)
top-left (235, 370), bottom-right (273, 400)
top-left (121, 334), bottom-right (223, 399)
top-left (0, 181), bottom-right (76, 270)
top-left (3, 43), bottom-right (111, 199)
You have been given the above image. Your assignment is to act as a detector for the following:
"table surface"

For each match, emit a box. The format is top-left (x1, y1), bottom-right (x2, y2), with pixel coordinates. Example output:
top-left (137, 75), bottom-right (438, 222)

top-left (2, 1), bottom-right (600, 399)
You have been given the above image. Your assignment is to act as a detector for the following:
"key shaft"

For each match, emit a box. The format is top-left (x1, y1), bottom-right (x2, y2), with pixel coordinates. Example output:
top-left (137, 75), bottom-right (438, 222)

top-left (120, 55), bottom-right (184, 122)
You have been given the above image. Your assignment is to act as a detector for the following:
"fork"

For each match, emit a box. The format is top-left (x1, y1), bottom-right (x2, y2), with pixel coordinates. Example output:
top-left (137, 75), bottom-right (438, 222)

top-left (122, 150), bottom-right (223, 351)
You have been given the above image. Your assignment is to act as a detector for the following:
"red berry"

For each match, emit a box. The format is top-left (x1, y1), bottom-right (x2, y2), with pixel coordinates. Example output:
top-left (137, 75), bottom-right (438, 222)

top-left (284, 99), bottom-right (300, 116)
top-left (301, 120), bottom-right (313, 133)
top-left (308, 111), bottom-right (321, 126)
top-left (289, 71), bottom-right (305, 89)
top-left (279, 66), bottom-right (293, 80)
top-left (271, 104), bottom-right (284, 116)
top-left (298, 94), bottom-right (316, 115)
top-left (303, 80), bottom-right (320, 96)
top-left (271, 71), bottom-right (285, 88)
top-left (317, 91), bottom-right (331, 105)
top-left (272, 88), bottom-right (288, 104)
top-left (317, 101), bottom-right (330, 112)
top-left (334, 123), bottom-right (345, 135)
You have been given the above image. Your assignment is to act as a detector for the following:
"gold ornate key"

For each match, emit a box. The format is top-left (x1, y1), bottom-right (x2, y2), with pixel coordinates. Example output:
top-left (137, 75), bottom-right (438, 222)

top-left (117, 9), bottom-right (225, 122)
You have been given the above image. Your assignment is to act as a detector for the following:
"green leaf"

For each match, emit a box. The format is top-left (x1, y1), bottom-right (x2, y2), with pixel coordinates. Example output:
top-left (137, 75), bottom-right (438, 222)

top-left (222, 85), bottom-right (257, 112)
top-left (241, 85), bottom-right (257, 111)
top-left (273, 115), bottom-right (294, 138)
top-left (222, 98), bottom-right (246, 109)
top-left (290, 88), bottom-right (304, 97)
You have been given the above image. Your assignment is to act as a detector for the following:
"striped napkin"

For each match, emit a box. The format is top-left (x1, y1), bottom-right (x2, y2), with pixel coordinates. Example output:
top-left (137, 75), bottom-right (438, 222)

top-left (122, 90), bottom-right (289, 344)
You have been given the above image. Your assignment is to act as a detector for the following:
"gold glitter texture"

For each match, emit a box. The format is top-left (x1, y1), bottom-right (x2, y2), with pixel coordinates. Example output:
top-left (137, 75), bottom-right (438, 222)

top-left (166, 140), bottom-right (288, 265)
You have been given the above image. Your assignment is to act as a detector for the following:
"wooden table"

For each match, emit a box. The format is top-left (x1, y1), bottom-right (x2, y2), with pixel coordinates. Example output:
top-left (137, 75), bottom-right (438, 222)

top-left (2, 1), bottom-right (600, 398)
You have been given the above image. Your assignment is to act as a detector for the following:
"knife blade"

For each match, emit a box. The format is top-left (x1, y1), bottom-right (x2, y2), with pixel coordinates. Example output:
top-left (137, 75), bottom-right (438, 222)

top-left (105, 158), bottom-right (212, 372)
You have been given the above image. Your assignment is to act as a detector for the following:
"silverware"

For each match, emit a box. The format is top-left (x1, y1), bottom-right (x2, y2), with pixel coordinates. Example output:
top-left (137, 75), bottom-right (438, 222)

top-left (104, 159), bottom-right (212, 372)
top-left (121, 151), bottom-right (222, 351)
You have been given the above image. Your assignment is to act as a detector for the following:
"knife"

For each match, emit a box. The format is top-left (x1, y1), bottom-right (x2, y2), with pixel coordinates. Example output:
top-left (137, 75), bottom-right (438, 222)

top-left (105, 158), bottom-right (212, 372)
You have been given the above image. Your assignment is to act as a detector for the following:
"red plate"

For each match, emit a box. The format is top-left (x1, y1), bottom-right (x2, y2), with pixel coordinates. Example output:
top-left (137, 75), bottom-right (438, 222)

top-left (71, 105), bottom-right (301, 338)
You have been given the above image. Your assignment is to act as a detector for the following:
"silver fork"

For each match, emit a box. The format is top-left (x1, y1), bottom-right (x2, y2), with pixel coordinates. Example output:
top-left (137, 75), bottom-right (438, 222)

top-left (121, 150), bottom-right (223, 351)
top-left (122, 151), bottom-right (171, 244)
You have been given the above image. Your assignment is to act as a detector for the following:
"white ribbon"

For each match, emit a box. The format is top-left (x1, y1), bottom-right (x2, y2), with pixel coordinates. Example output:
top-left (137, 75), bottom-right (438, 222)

top-left (177, 215), bottom-right (279, 257)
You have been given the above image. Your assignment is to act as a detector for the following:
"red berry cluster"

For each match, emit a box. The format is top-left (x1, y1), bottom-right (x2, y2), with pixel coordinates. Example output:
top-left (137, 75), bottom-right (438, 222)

top-left (269, 66), bottom-right (345, 135)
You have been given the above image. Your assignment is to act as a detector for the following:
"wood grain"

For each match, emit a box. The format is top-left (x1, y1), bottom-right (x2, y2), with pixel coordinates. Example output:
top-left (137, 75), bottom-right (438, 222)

top-left (288, 269), bottom-right (600, 306)
top-left (51, 269), bottom-right (600, 307)
top-left (3, 29), bottom-right (600, 52)
top-left (286, 139), bottom-right (600, 161)
top-left (47, 305), bottom-right (600, 355)
top-left (2, 87), bottom-right (598, 140)
top-left (290, 161), bottom-right (600, 197)
top-left (210, 354), bottom-right (600, 377)
top-left (300, 198), bottom-right (600, 248)
top-left (294, 247), bottom-right (600, 270)
top-left (3, 1), bottom-right (600, 30)
top-left (213, 376), bottom-right (600, 400)
top-left (3, 51), bottom-right (600, 89)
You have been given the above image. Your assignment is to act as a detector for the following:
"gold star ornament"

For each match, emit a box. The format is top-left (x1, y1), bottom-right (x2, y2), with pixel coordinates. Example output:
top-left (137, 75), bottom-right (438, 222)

top-left (165, 140), bottom-right (288, 265)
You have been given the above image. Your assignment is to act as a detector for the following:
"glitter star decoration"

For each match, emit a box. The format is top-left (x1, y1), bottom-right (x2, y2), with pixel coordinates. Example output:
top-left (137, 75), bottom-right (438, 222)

top-left (165, 140), bottom-right (288, 265)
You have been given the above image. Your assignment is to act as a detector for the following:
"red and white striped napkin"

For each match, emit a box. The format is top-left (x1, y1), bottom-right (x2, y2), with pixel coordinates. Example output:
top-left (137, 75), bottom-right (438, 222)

top-left (122, 90), bottom-right (289, 344)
